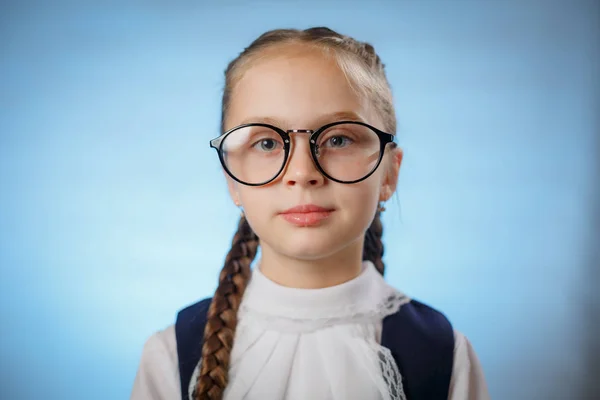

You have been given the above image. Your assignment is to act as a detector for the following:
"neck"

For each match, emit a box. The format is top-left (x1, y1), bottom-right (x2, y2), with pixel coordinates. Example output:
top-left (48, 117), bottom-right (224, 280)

top-left (257, 238), bottom-right (364, 289)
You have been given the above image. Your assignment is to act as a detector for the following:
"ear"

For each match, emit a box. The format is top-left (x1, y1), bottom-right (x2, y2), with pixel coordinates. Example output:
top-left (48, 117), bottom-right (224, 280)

top-left (379, 146), bottom-right (403, 202)
top-left (225, 171), bottom-right (242, 207)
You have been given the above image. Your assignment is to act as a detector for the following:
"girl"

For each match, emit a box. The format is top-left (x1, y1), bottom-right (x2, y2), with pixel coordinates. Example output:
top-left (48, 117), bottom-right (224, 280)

top-left (131, 27), bottom-right (489, 400)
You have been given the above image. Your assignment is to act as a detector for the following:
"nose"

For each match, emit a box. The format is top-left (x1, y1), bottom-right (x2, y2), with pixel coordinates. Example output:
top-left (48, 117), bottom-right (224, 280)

top-left (281, 132), bottom-right (325, 187)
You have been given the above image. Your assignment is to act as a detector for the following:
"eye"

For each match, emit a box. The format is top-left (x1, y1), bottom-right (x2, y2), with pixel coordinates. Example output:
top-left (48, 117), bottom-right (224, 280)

top-left (252, 138), bottom-right (282, 152)
top-left (325, 135), bottom-right (352, 148)
top-left (320, 132), bottom-right (354, 149)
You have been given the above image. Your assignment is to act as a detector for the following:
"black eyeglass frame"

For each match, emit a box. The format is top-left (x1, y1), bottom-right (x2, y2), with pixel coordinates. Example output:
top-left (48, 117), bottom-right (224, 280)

top-left (209, 120), bottom-right (395, 186)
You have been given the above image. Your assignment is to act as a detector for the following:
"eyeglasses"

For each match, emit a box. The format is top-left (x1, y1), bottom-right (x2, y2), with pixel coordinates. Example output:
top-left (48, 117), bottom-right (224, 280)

top-left (209, 120), bottom-right (395, 186)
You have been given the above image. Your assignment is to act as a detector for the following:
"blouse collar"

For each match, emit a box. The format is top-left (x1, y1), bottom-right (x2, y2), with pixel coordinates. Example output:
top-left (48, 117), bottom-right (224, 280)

top-left (239, 260), bottom-right (409, 327)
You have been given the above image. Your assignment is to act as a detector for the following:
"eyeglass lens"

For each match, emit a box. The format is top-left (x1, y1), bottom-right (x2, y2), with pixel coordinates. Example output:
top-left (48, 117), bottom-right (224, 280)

top-left (220, 123), bottom-right (382, 185)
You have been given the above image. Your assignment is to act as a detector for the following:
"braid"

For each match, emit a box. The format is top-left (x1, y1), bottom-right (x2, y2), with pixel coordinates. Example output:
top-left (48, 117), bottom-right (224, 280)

top-left (194, 216), bottom-right (259, 400)
top-left (303, 27), bottom-right (385, 72)
top-left (363, 212), bottom-right (385, 276)
top-left (304, 28), bottom-right (395, 134)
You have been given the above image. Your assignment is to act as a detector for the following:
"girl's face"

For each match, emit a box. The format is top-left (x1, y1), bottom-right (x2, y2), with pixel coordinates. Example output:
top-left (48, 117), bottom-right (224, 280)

top-left (224, 44), bottom-right (402, 262)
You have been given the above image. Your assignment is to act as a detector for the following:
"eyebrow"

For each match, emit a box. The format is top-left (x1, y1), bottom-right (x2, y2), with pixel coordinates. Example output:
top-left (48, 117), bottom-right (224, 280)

top-left (237, 111), bottom-right (366, 129)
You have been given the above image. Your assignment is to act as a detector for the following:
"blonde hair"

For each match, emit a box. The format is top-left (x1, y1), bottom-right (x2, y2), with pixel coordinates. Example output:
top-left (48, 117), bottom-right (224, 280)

top-left (194, 27), bottom-right (396, 400)
top-left (221, 27), bottom-right (396, 133)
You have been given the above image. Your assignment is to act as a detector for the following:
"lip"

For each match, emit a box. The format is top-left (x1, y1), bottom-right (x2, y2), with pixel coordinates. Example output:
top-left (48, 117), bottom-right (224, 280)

top-left (281, 204), bottom-right (334, 214)
top-left (280, 204), bottom-right (335, 227)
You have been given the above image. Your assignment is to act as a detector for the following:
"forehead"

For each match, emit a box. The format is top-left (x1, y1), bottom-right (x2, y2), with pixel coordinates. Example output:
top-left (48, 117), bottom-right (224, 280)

top-left (226, 44), bottom-right (372, 130)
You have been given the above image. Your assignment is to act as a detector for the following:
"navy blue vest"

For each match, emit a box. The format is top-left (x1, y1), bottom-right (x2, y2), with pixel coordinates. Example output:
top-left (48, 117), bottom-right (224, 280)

top-left (175, 298), bottom-right (454, 400)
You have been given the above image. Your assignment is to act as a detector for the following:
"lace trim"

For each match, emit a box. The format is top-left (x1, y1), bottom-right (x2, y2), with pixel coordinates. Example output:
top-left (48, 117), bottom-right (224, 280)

top-left (188, 362), bottom-right (199, 400)
top-left (242, 261), bottom-right (404, 322)
top-left (239, 291), bottom-right (410, 333)
top-left (189, 342), bottom-right (408, 400)
top-left (376, 345), bottom-right (407, 400)
top-left (188, 349), bottom-right (407, 400)
top-left (187, 290), bottom-right (411, 399)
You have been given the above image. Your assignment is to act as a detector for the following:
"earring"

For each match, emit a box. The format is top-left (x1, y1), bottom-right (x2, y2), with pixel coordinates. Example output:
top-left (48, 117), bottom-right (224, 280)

top-left (234, 201), bottom-right (245, 218)
top-left (377, 202), bottom-right (386, 212)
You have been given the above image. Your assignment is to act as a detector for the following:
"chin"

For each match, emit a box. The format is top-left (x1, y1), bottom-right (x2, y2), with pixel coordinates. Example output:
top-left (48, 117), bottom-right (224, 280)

top-left (273, 227), bottom-right (355, 260)
top-left (281, 245), bottom-right (340, 262)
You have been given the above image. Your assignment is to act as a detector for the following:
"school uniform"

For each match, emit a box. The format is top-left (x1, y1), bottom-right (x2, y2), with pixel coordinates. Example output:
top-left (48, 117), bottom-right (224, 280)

top-left (131, 261), bottom-right (489, 400)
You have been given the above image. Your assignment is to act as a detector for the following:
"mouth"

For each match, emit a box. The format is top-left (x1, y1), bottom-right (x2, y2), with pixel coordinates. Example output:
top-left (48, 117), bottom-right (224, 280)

top-left (279, 204), bottom-right (335, 227)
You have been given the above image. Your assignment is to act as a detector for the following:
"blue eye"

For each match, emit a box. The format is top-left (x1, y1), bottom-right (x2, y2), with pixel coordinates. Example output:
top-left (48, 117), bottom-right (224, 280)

top-left (324, 135), bottom-right (353, 148)
top-left (252, 138), bottom-right (282, 152)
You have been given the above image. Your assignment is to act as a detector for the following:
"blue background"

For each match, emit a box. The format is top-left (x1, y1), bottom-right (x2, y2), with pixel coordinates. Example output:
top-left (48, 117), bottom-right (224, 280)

top-left (1, 1), bottom-right (598, 399)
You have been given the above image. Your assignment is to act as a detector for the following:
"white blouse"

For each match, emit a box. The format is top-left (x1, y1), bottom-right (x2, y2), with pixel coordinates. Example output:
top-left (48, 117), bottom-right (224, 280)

top-left (131, 261), bottom-right (490, 400)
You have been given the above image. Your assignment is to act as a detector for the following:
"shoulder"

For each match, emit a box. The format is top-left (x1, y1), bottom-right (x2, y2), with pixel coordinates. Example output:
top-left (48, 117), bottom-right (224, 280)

top-left (381, 299), bottom-right (455, 399)
top-left (175, 297), bottom-right (213, 338)
top-left (449, 330), bottom-right (491, 399)
top-left (174, 298), bottom-right (213, 400)
top-left (382, 298), bottom-right (454, 358)
top-left (178, 297), bottom-right (213, 316)
top-left (139, 325), bottom-right (178, 363)
top-left (175, 297), bottom-right (213, 358)
top-left (131, 325), bottom-right (179, 399)
top-left (451, 330), bottom-right (485, 372)
top-left (385, 299), bottom-right (453, 340)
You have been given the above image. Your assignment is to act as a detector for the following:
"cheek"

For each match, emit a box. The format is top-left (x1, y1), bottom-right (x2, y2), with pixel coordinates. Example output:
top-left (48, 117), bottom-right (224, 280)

top-left (238, 188), bottom-right (270, 212)
top-left (337, 179), bottom-right (381, 216)
top-left (236, 188), bottom-right (275, 233)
